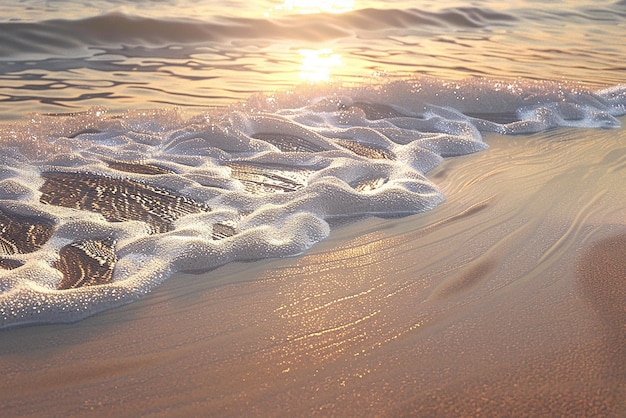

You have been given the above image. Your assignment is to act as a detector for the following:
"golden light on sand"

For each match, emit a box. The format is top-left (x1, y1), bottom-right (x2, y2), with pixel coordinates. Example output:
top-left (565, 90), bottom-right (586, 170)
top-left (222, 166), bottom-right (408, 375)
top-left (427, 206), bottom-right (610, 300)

top-left (298, 48), bottom-right (343, 82)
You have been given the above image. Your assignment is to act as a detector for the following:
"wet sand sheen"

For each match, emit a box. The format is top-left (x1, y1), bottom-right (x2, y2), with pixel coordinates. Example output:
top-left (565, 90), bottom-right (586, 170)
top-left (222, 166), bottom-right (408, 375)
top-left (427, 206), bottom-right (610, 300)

top-left (0, 126), bottom-right (624, 417)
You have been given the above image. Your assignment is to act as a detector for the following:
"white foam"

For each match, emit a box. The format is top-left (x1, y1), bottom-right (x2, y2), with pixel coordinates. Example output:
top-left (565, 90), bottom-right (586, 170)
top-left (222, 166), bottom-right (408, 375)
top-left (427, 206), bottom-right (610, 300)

top-left (0, 78), bottom-right (624, 328)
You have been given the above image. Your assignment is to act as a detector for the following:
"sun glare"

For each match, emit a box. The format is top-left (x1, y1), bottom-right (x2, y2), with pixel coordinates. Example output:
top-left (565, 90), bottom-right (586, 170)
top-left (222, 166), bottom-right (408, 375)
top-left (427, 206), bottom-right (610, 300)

top-left (273, 0), bottom-right (354, 14)
top-left (298, 49), bottom-right (343, 83)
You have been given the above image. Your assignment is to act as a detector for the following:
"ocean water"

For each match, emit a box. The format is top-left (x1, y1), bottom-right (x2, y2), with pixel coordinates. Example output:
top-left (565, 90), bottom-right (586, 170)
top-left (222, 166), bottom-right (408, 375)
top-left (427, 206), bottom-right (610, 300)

top-left (0, 0), bottom-right (625, 328)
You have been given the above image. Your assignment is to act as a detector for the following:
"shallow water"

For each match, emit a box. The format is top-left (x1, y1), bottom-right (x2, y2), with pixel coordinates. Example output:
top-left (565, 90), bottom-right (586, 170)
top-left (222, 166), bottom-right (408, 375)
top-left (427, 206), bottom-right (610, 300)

top-left (0, 2), bottom-right (624, 336)
top-left (0, 78), bottom-right (624, 328)
top-left (1, 125), bottom-right (623, 416)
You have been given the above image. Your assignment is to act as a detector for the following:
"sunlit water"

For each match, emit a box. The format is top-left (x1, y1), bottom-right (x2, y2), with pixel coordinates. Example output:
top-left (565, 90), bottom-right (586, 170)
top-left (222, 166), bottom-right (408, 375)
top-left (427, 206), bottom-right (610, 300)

top-left (0, 0), bottom-right (625, 328)
top-left (1, 0), bottom-right (624, 120)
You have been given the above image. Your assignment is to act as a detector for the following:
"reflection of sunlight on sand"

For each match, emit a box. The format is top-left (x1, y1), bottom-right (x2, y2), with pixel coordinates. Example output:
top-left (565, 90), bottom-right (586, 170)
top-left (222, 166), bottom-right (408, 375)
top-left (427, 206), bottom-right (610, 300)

top-left (298, 49), bottom-right (343, 82)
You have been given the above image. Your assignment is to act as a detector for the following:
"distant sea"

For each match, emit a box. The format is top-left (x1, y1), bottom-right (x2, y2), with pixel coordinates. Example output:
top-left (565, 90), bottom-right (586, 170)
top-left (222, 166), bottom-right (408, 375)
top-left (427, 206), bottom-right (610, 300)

top-left (1, 0), bottom-right (624, 120)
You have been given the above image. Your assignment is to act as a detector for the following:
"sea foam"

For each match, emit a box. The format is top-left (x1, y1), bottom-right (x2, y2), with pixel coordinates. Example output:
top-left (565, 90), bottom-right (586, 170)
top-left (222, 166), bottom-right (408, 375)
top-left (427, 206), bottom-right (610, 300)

top-left (0, 78), bottom-right (624, 328)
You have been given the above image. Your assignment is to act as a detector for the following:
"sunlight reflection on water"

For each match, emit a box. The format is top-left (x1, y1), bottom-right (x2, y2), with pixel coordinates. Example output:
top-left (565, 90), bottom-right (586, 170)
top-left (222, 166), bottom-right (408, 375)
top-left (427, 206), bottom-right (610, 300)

top-left (1, 0), bottom-right (624, 121)
top-left (268, 0), bottom-right (355, 15)
top-left (298, 48), bottom-right (343, 83)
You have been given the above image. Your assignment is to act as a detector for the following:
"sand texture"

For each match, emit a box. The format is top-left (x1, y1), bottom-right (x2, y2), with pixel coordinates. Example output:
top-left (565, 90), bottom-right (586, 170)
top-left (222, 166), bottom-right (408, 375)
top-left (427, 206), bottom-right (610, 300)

top-left (1, 126), bottom-right (624, 417)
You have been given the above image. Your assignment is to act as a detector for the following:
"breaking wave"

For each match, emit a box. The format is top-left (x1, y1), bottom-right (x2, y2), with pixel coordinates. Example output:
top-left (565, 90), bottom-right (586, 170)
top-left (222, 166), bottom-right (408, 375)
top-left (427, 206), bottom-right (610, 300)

top-left (0, 77), bottom-right (624, 328)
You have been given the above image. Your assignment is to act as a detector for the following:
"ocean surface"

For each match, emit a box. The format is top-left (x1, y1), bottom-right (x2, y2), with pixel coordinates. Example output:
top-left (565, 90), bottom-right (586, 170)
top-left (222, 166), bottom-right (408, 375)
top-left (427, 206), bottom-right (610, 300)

top-left (0, 0), bottom-right (625, 328)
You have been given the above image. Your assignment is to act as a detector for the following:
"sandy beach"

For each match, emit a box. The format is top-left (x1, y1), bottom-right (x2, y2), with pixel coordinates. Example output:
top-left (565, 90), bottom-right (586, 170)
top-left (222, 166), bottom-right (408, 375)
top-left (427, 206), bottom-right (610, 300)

top-left (1, 125), bottom-right (624, 417)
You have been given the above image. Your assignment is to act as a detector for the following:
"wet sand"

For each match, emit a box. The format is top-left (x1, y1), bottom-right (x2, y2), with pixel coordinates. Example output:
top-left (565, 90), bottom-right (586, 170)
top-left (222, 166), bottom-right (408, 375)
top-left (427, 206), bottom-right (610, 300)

top-left (1, 126), bottom-right (624, 417)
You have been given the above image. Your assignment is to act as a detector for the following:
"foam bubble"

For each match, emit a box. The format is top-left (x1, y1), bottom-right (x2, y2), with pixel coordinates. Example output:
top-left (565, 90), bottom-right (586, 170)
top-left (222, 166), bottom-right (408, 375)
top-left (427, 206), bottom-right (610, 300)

top-left (0, 78), bottom-right (624, 328)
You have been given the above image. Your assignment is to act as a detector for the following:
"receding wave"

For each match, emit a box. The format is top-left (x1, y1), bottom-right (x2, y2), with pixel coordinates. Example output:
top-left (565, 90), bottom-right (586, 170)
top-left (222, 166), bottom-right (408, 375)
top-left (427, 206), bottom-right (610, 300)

top-left (0, 77), bottom-right (624, 328)
top-left (0, 7), bottom-right (517, 56)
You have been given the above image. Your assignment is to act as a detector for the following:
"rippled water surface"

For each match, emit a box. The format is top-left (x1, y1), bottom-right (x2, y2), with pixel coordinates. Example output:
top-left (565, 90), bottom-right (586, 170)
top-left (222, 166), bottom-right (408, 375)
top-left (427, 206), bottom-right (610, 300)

top-left (1, 0), bottom-right (624, 120)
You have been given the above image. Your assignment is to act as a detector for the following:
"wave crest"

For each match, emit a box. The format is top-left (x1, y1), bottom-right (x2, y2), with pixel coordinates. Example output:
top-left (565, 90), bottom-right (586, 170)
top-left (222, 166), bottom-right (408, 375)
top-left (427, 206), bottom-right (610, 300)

top-left (0, 7), bottom-right (517, 56)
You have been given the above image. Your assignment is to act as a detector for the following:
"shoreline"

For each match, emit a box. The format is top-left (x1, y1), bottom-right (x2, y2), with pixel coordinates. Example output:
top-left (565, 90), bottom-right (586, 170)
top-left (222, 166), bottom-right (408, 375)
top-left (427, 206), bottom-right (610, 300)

top-left (1, 127), bottom-right (624, 417)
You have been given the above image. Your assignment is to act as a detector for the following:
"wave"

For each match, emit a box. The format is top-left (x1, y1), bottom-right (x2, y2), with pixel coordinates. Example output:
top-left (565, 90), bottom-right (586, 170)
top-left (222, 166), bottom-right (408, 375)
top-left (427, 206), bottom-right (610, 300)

top-left (5, 2), bottom-right (625, 58)
top-left (0, 7), bottom-right (517, 56)
top-left (0, 77), bottom-right (624, 328)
